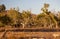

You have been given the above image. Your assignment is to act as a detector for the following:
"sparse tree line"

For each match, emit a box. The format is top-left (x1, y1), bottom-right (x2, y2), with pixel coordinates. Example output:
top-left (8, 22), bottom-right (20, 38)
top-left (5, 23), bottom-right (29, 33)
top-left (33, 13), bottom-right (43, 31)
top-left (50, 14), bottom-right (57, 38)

top-left (0, 4), bottom-right (60, 28)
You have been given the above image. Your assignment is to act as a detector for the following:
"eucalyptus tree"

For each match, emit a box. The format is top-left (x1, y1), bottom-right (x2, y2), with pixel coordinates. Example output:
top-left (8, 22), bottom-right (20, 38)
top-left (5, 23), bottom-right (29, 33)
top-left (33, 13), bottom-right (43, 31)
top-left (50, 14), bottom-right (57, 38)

top-left (41, 3), bottom-right (58, 28)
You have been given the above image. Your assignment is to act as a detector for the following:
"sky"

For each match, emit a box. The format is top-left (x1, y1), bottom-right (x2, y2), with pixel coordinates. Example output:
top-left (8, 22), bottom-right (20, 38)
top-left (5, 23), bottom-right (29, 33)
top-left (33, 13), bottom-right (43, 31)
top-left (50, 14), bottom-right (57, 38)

top-left (0, 0), bottom-right (60, 14)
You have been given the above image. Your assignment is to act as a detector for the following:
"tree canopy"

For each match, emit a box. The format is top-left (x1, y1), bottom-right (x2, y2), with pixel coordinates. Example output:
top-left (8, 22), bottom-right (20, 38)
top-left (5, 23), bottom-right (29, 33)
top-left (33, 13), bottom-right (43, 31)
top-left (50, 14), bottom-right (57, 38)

top-left (0, 4), bottom-right (60, 28)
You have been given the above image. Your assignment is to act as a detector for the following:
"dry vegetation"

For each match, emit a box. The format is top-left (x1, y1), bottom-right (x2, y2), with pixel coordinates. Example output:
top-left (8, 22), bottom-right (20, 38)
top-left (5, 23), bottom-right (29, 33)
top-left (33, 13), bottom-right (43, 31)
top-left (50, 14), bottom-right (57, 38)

top-left (0, 4), bottom-right (60, 28)
top-left (0, 4), bottom-right (60, 39)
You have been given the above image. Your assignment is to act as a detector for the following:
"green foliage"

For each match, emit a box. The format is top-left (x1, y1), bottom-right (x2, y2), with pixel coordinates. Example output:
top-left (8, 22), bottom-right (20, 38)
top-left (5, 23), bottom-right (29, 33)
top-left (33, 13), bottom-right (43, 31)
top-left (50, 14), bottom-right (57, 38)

top-left (37, 13), bottom-right (45, 19)
top-left (0, 4), bottom-right (6, 12)
top-left (7, 9), bottom-right (21, 26)
top-left (0, 4), bottom-right (60, 28)
top-left (22, 10), bottom-right (31, 18)
top-left (0, 15), bottom-right (12, 25)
